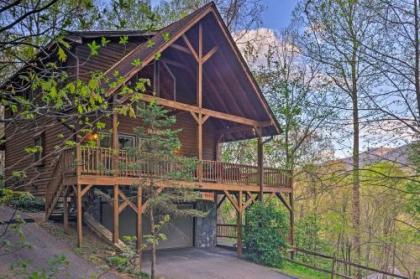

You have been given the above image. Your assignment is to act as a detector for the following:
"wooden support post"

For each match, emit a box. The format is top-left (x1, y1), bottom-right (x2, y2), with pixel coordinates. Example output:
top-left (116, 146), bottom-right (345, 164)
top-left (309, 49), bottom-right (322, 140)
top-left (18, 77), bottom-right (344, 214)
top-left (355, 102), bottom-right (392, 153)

top-left (76, 184), bottom-right (82, 247)
top-left (76, 143), bottom-right (82, 177)
top-left (236, 191), bottom-right (243, 256)
top-left (112, 99), bottom-right (119, 176)
top-left (257, 136), bottom-right (263, 201)
top-left (136, 187), bottom-right (143, 254)
top-left (197, 114), bottom-right (203, 182)
top-left (289, 191), bottom-right (295, 259)
top-left (113, 184), bottom-right (119, 244)
top-left (196, 23), bottom-right (204, 182)
top-left (63, 187), bottom-right (69, 234)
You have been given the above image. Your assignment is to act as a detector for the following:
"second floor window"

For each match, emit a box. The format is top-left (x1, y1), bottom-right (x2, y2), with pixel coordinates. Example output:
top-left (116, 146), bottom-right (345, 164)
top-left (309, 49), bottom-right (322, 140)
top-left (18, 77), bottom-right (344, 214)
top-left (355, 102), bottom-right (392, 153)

top-left (99, 133), bottom-right (136, 150)
top-left (33, 132), bottom-right (45, 166)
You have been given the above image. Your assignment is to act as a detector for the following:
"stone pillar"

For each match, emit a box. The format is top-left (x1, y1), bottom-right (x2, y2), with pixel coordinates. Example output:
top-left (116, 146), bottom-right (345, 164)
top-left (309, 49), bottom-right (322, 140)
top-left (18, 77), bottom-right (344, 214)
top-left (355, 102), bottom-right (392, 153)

top-left (194, 200), bottom-right (217, 248)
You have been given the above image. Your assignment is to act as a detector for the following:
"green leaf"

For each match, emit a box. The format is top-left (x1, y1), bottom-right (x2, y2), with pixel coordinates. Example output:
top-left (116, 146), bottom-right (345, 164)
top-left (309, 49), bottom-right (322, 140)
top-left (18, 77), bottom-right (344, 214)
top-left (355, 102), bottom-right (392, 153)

top-left (119, 35), bottom-right (129, 45)
top-left (131, 58), bottom-right (142, 67)
top-left (147, 39), bottom-right (155, 48)
top-left (87, 40), bottom-right (100, 56)
top-left (162, 32), bottom-right (171, 42)
top-left (58, 47), bottom-right (67, 62)
top-left (101, 36), bottom-right (110, 47)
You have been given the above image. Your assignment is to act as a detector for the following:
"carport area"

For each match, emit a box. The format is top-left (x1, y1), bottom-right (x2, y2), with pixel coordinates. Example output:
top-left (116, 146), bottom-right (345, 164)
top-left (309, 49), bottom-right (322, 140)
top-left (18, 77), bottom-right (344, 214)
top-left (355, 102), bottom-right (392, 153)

top-left (142, 247), bottom-right (292, 279)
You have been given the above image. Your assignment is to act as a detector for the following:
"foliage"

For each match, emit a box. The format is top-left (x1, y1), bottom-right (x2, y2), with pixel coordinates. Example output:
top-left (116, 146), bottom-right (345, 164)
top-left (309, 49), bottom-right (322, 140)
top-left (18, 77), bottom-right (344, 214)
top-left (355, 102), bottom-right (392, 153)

top-left (294, 159), bottom-right (420, 276)
top-left (0, 188), bottom-right (44, 212)
top-left (106, 235), bottom-right (148, 278)
top-left (8, 255), bottom-right (69, 279)
top-left (277, 261), bottom-right (326, 279)
top-left (295, 213), bottom-right (330, 264)
top-left (405, 142), bottom-right (420, 221)
top-left (244, 200), bottom-right (288, 267)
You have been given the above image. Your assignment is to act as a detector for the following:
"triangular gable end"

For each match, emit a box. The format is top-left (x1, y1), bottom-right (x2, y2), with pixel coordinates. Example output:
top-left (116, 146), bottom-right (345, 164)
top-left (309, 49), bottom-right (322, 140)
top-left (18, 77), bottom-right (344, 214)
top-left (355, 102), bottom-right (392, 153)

top-left (105, 2), bottom-right (281, 136)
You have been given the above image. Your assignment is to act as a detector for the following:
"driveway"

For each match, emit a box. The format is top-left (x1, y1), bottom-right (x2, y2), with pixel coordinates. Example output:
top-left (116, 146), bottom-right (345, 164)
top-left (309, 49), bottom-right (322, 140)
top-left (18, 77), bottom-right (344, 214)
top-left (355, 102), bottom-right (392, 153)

top-left (142, 247), bottom-right (293, 279)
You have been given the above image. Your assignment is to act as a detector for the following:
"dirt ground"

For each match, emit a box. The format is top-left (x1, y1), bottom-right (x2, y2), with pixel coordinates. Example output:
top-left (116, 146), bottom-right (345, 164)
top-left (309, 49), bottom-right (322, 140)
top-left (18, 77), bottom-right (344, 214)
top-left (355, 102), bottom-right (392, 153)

top-left (0, 206), bottom-right (120, 279)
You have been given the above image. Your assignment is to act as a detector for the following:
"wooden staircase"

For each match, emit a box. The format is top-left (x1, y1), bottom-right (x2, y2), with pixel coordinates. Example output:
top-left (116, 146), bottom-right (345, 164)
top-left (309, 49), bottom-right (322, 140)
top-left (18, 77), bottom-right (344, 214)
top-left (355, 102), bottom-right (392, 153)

top-left (45, 149), bottom-right (73, 220)
top-left (44, 151), bottom-right (127, 250)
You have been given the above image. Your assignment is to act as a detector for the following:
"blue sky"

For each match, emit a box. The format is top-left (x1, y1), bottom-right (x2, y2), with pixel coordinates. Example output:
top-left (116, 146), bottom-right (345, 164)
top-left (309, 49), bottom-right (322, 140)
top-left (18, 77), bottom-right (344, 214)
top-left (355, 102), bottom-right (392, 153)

top-left (150, 0), bottom-right (298, 31)
top-left (261, 0), bottom-right (298, 31)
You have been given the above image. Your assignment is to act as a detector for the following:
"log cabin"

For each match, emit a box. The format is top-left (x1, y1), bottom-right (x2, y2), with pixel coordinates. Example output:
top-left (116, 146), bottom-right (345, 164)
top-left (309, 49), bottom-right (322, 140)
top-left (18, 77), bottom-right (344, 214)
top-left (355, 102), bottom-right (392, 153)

top-left (2, 2), bottom-right (293, 256)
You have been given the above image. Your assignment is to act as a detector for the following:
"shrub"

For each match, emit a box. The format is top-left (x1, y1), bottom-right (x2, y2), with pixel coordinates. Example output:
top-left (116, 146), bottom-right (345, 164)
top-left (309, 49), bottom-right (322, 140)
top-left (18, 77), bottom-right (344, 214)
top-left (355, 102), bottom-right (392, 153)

top-left (108, 255), bottom-right (129, 272)
top-left (0, 188), bottom-right (44, 211)
top-left (244, 200), bottom-right (288, 267)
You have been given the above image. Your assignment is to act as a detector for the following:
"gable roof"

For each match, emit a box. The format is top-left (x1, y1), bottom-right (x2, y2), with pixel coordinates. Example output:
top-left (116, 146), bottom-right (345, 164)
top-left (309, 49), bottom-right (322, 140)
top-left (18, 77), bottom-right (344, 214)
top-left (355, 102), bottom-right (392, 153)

top-left (100, 2), bottom-right (281, 137)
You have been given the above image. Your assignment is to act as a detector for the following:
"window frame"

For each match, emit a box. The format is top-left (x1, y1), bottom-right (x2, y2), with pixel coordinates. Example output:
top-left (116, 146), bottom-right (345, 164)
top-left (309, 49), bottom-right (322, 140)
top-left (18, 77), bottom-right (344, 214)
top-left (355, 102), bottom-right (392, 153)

top-left (98, 132), bottom-right (137, 150)
top-left (33, 131), bottom-right (46, 166)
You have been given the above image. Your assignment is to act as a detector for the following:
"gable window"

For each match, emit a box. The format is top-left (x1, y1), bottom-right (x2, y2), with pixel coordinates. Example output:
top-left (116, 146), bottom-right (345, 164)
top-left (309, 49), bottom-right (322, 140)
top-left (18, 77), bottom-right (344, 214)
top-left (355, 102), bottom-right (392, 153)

top-left (33, 132), bottom-right (45, 166)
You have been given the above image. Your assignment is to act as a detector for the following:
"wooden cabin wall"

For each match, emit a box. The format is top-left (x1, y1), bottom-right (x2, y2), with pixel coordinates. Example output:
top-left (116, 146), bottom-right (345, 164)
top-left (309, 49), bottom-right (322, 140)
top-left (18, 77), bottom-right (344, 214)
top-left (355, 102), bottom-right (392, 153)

top-left (112, 111), bottom-right (217, 161)
top-left (5, 116), bottom-right (73, 197)
top-left (4, 38), bottom-right (144, 197)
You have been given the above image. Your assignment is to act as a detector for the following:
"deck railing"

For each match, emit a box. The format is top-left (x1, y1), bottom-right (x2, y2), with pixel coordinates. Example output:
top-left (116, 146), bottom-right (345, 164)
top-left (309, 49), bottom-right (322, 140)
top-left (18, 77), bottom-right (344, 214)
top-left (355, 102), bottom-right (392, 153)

top-left (216, 224), bottom-right (240, 238)
top-left (75, 146), bottom-right (291, 188)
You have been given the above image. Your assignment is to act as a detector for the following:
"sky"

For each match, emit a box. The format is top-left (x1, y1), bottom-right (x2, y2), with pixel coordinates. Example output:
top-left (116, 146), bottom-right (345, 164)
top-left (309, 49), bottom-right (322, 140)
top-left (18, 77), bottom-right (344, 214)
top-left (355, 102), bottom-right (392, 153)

top-left (150, 0), bottom-right (298, 31)
top-left (261, 0), bottom-right (298, 31)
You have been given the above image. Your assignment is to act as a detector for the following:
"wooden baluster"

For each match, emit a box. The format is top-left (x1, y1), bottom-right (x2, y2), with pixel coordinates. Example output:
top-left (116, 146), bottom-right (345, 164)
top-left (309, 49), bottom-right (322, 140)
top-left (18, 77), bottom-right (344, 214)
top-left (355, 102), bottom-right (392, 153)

top-left (76, 144), bottom-right (81, 177)
top-left (125, 151), bottom-right (128, 176)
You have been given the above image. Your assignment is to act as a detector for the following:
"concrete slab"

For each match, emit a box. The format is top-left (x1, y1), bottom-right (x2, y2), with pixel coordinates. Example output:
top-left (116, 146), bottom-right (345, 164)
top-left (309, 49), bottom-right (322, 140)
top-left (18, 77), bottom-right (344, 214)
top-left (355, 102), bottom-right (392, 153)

top-left (142, 247), bottom-right (292, 279)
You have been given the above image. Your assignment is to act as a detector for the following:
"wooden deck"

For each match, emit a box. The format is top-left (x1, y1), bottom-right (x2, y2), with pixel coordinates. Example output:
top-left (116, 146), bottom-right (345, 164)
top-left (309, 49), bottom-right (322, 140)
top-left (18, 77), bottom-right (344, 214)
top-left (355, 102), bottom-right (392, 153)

top-left (55, 146), bottom-right (292, 193)
top-left (44, 145), bottom-right (293, 255)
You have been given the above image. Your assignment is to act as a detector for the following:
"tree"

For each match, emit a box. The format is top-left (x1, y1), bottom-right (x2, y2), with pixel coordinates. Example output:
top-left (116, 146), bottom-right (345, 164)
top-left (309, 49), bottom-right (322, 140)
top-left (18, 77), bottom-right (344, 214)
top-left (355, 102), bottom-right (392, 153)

top-left (254, 30), bottom-right (334, 171)
top-left (96, 0), bottom-right (159, 30)
top-left (294, 0), bottom-right (382, 276)
top-left (155, 0), bottom-right (264, 33)
top-left (129, 101), bottom-right (206, 278)
top-left (361, 0), bottom-right (420, 134)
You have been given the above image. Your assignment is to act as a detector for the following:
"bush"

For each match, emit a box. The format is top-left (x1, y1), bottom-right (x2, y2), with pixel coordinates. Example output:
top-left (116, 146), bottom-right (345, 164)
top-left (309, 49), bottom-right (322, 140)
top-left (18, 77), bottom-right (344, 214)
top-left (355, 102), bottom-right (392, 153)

top-left (108, 255), bottom-right (129, 272)
top-left (244, 200), bottom-right (288, 267)
top-left (0, 188), bottom-right (44, 211)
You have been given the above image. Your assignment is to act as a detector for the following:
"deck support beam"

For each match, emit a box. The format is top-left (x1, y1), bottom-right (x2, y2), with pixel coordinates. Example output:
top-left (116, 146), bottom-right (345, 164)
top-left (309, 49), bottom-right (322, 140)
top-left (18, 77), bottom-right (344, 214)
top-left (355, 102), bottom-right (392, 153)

top-left (63, 187), bottom-right (69, 234)
top-left (289, 191), bottom-right (295, 259)
top-left (112, 97), bottom-right (119, 176)
top-left (112, 97), bottom-right (120, 245)
top-left (113, 185), bottom-right (120, 244)
top-left (137, 187), bottom-right (143, 255)
top-left (257, 134), bottom-right (263, 201)
top-left (76, 184), bottom-right (83, 247)
top-left (74, 184), bottom-right (94, 247)
top-left (223, 190), bottom-right (244, 256)
top-left (193, 23), bottom-right (205, 182)
top-left (236, 191), bottom-right (243, 256)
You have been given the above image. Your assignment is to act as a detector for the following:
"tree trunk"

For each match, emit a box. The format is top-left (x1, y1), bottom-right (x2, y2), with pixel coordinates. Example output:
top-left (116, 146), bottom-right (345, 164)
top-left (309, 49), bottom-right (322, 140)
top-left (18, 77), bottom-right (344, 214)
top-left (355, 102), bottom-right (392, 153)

top-left (351, 54), bottom-right (362, 279)
top-left (415, 0), bottom-right (420, 119)
top-left (150, 203), bottom-right (156, 279)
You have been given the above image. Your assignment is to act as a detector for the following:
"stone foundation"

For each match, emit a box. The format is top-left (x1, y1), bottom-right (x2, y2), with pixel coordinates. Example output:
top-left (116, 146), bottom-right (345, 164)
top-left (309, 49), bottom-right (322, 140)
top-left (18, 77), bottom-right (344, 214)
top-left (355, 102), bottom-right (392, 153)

top-left (194, 200), bottom-right (217, 248)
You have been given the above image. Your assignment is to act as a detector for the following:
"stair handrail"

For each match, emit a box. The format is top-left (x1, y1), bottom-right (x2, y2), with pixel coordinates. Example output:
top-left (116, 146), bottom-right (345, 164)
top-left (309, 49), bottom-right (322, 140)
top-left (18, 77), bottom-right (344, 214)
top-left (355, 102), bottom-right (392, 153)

top-left (45, 148), bottom-right (72, 219)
